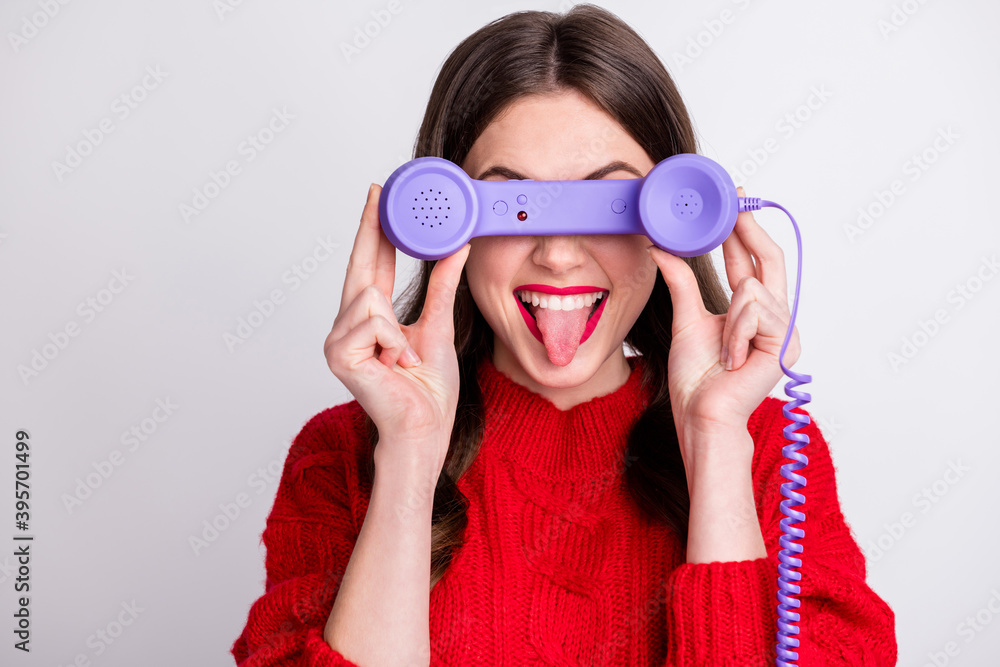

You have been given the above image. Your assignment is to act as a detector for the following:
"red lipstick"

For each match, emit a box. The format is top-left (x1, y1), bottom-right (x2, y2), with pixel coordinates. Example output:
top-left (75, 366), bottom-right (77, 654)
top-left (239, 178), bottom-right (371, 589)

top-left (513, 284), bottom-right (606, 295)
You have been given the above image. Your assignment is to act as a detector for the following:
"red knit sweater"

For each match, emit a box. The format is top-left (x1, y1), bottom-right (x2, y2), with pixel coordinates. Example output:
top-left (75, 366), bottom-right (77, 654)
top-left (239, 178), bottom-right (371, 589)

top-left (232, 355), bottom-right (896, 665)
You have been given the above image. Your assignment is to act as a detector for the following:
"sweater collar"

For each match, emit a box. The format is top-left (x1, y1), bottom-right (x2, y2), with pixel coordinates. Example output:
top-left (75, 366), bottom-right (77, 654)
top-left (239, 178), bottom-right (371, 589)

top-left (475, 355), bottom-right (650, 478)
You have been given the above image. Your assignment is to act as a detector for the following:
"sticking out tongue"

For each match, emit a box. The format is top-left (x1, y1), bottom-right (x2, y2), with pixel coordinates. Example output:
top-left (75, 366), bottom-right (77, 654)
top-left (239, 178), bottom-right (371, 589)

top-left (533, 305), bottom-right (590, 367)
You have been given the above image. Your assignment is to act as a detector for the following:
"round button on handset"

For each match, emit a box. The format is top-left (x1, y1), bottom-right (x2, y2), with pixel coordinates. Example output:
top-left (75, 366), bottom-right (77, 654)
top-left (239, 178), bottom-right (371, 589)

top-left (378, 153), bottom-right (738, 261)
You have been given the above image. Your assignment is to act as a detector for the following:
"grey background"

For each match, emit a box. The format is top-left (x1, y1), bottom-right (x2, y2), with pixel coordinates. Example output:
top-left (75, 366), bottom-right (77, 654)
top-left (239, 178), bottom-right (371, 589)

top-left (1, 0), bottom-right (997, 665)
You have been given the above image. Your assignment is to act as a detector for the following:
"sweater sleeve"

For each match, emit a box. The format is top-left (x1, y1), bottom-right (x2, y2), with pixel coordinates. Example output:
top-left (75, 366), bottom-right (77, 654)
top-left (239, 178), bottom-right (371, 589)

top-left (231, 406), bottom-right (366, 667)
top-left (660, 397), bottom-right (897, 666)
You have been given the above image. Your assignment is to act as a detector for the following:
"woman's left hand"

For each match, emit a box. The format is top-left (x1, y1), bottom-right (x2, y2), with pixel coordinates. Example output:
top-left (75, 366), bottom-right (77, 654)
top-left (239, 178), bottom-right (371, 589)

top-left (647, 186), bottom-right (801, 453)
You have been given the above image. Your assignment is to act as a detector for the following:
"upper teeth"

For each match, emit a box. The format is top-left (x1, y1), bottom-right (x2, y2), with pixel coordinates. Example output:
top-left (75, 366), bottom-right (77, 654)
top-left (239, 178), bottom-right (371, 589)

top-left (516, 289), bottom-right (607, 311)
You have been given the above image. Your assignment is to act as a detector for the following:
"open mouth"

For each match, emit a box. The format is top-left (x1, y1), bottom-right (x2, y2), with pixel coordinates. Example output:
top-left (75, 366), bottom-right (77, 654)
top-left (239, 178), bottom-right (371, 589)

top-left (515, 293), bottom-right (608, 322)
top-left (513, 288), bottom-right (609, 346)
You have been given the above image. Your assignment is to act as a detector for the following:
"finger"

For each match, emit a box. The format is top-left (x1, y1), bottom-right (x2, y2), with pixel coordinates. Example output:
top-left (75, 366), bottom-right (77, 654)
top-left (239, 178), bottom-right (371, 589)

top-left (723, 299), bottom-right (799, 371)
top-left (719, 275), bottom-right (792, 365)
top-left (721, 187), bottom-right (757, 294)
top-left (727, 186), bottom-right (788, 303)
top-left (328, 286), bottom-right (421, 369)
top-left (647, 245), bottom-right (709, 332)
top-left (419, 243), bottom-right (472, 333)
top-left (340, 183), bottom-right (395, 319)
top-left (372, 186), bottom-right (398, 304)
top-left (330, 284), bottom-right (405, 347)
top-left (327, 313), bottom-right (418, 381)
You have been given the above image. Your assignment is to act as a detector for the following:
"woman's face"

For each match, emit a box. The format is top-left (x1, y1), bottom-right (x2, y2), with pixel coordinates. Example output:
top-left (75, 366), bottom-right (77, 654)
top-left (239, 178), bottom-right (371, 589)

top-left (461, 88), bottom-right (658, 405)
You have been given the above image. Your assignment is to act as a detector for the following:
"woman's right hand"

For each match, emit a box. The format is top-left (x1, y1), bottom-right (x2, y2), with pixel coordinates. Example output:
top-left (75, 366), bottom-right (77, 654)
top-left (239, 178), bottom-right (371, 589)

top-left (324, 182), bottom-right (471, 476)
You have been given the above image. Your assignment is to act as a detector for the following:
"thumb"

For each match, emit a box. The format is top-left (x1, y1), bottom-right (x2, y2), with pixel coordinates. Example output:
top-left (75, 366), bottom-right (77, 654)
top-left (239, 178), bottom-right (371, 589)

top-left (421, 243), bottom-right (472, 334)
top-left (648, 245), bottom-right (708, 331)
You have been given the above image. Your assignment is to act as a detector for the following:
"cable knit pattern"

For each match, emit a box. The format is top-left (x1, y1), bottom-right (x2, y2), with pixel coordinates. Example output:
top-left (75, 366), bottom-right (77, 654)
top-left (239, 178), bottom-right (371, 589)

top-left (232, 356), bottom-right (897, 666)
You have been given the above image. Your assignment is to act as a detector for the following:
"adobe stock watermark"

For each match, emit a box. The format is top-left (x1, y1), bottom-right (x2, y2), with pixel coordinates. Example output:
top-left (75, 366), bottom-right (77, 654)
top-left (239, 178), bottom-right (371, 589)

top-left (179, 107), bottom-right (295, 223)
top-left (51, 65), bottom-right (169, 183)
top-left (0, 556), bottom-right (17, 585)
top-left (723, 412), bottom-right (844, 532)
top-left (56, 600), bottom-right (144, 666)
top-left (61, 398), bottom-right (180, 514)
top-left (340, 0), bottom-right (407, 64)
top-left (730, 84), bottom-right (833, 188)
top-left (223, 234), bottom-right (341, 352)
top-left (877, 0), bottom-right (933, 39)
top-left (862, 459), bottom-right (970, 563)
top-left (844, 126), bottom-right (958, 243)
top-left (670, 0), bottom-right (755, 72)
top-left (811, 413), bottom-right (844, 442)
top-left (17, 268), bottom-right (135, 386)
top-left (188, 455), bottom-right (285, 556)
top-left (521, 448), bottom-right (639, 562)
top-left (592, 578), bottom-right (671, 658)
top-left (7, 0), bottom-right (73, 54)
top-left (887, 253), bottom-right (997, 372)
top-left (394, 465), bottom-right (441, 524)
top-left (921, 588), bottom-right (1000, 667)
top-left (213, 0), bottom-right (251, 22)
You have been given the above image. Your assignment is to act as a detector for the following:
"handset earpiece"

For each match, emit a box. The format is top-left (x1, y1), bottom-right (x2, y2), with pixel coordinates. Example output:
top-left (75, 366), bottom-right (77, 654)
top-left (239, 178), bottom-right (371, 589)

top-left (377, 157), bottom-right (479, 261)
top-left (378, 153), bottom-right (739, 260)
top-left (637, 153), bottom-right (739, 257)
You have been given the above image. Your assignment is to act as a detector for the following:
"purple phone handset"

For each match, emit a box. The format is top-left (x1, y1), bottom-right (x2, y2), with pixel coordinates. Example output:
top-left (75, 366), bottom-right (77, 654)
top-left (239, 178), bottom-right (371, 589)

top-left (378, 154), bottom-right (739, 260)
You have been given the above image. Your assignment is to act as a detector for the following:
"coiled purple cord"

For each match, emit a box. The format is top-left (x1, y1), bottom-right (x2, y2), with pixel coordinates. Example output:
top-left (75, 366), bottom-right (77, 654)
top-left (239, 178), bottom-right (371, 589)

top-left (739, 197), bottom-right (812, 666)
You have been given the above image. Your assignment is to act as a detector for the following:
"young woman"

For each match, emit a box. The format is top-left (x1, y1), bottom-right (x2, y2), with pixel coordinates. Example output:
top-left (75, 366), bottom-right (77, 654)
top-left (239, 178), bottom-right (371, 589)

top-left (232, 5), bottom-right (897, 665)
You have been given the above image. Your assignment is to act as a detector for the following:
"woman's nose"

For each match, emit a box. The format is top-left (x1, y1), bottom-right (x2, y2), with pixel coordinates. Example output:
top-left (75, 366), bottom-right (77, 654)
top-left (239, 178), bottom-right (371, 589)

top-left (531, 235), bottom-right (586, 273)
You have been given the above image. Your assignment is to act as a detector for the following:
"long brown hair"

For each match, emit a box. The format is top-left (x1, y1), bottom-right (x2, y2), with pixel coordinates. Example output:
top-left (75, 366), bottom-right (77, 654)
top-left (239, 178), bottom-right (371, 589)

top-left (363, 4), bottom-right (731, 588)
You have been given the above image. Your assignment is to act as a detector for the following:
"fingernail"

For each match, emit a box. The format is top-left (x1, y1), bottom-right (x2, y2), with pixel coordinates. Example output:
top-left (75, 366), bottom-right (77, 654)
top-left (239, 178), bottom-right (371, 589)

top-left (721, 345), bottom-right (730, 369)
top-left (368, 183), bottom-right (377, 199)
top-left (402, 346), bottom-right (422, 366)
